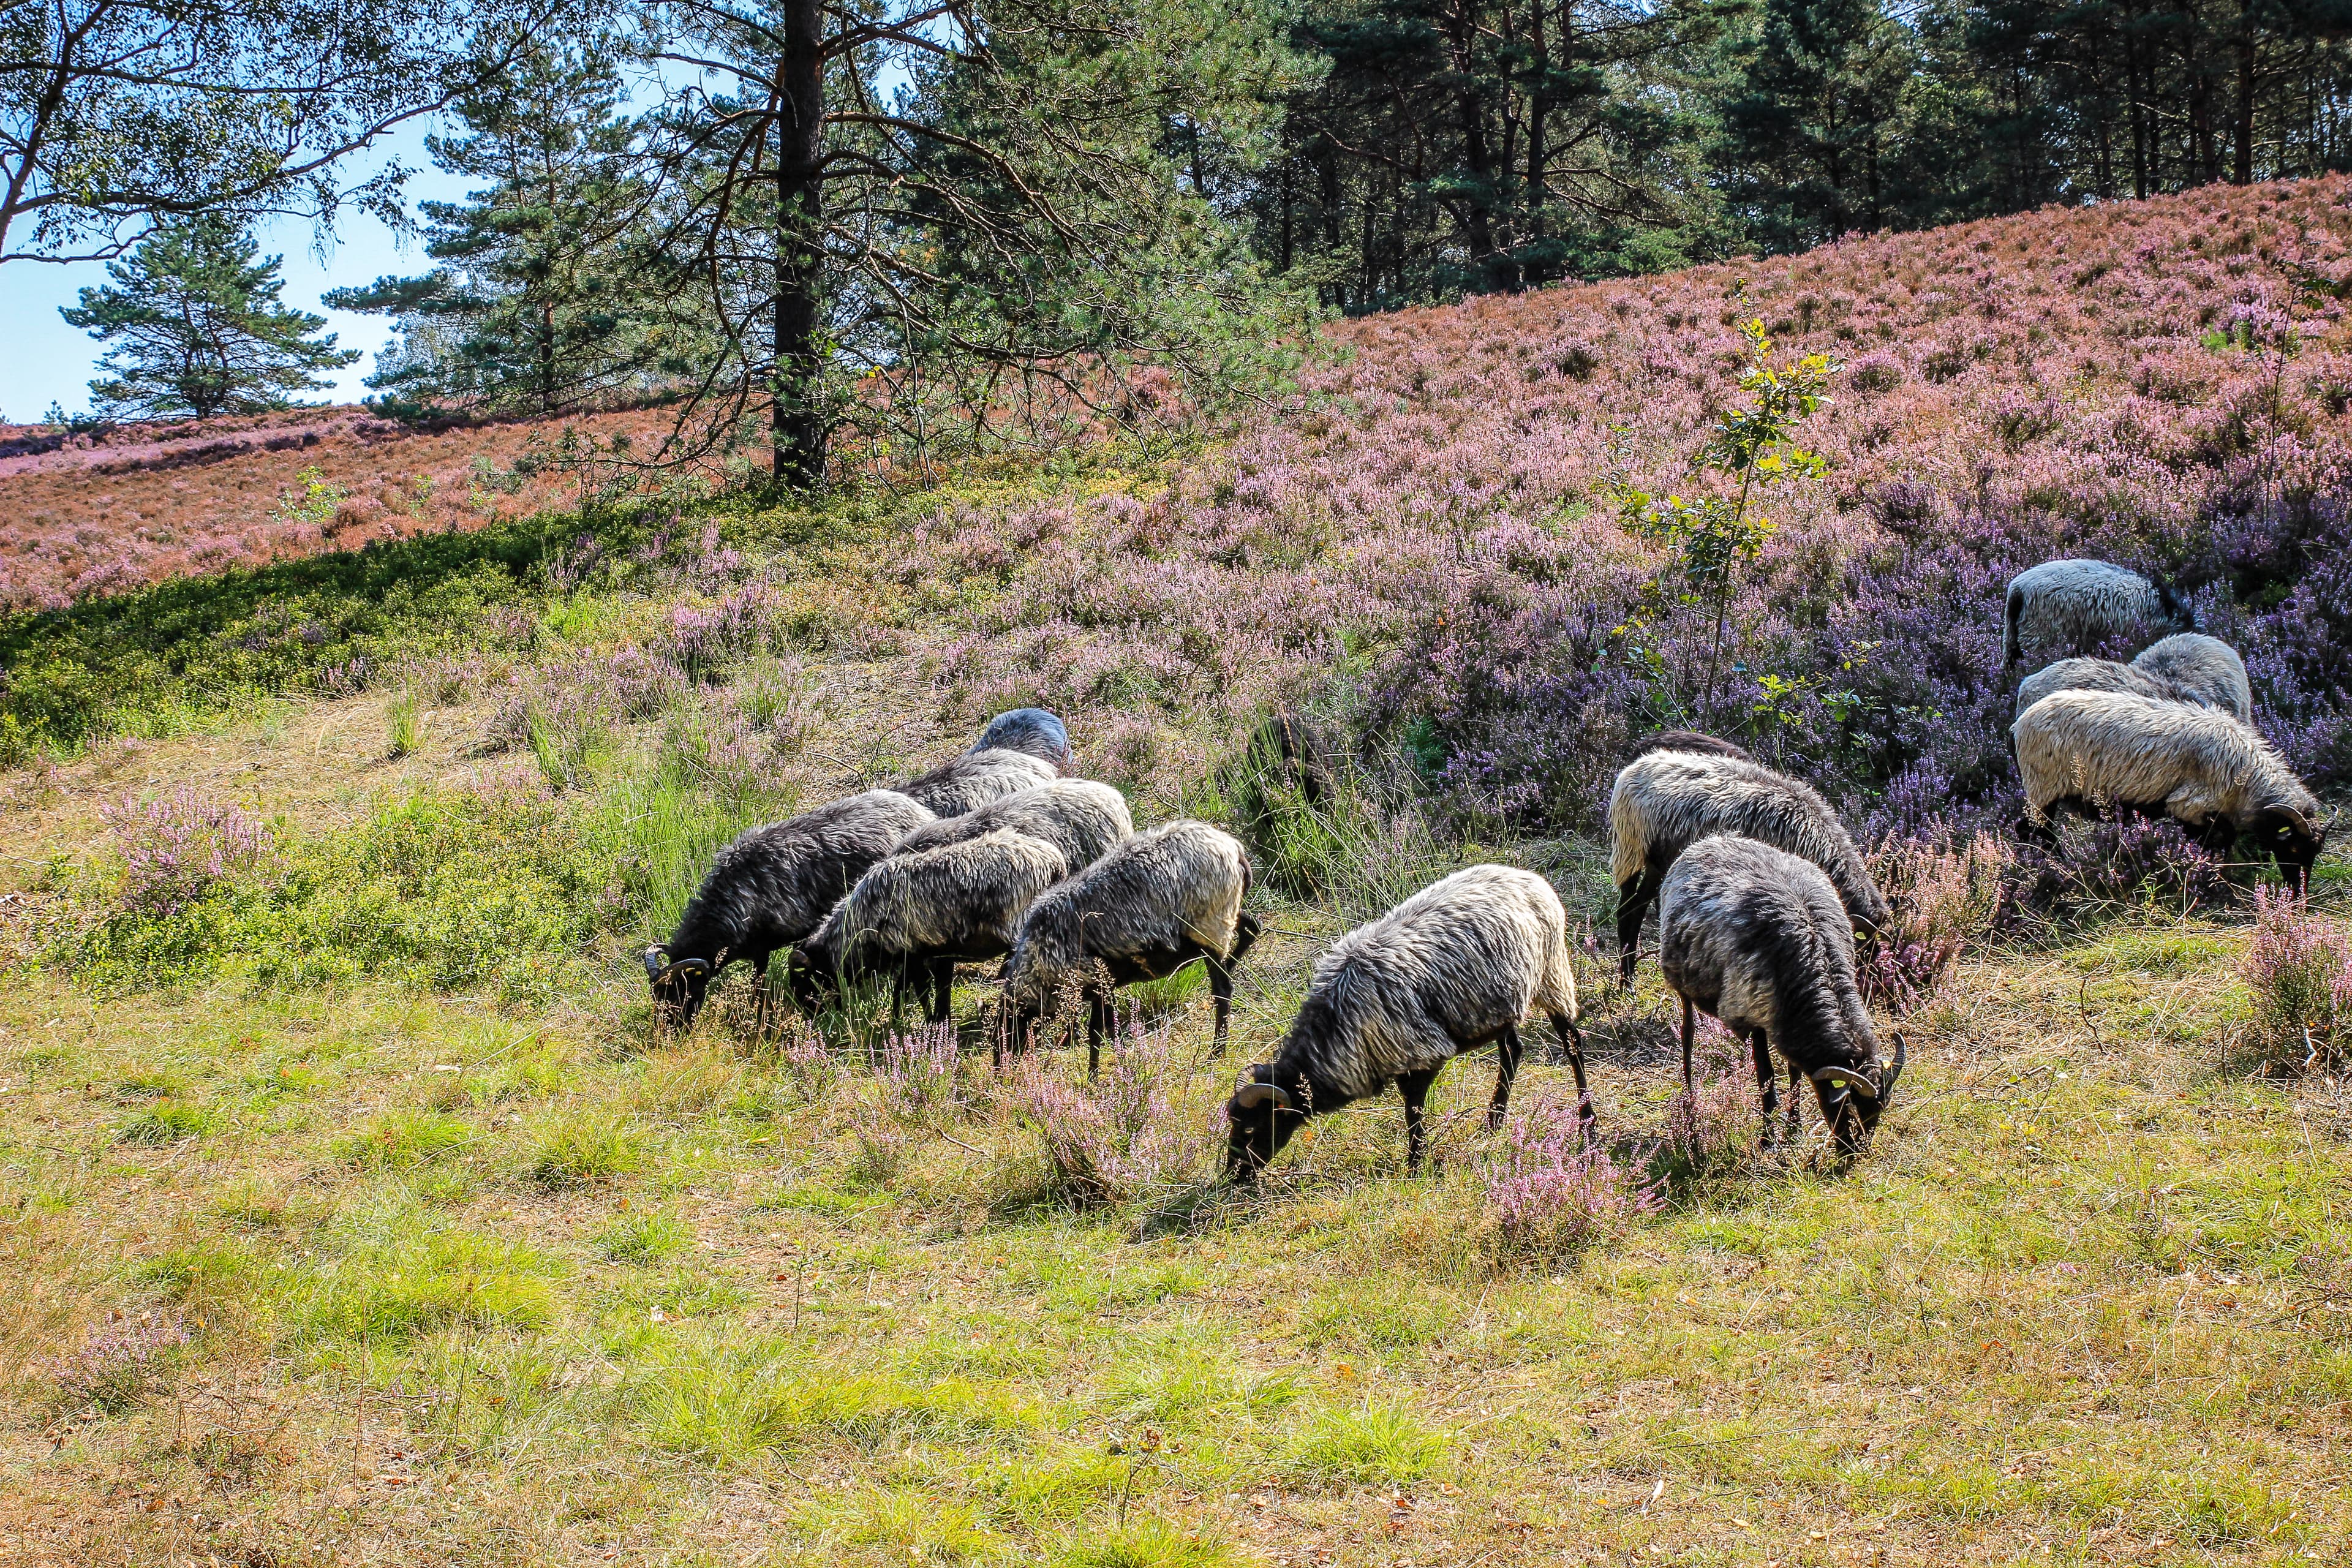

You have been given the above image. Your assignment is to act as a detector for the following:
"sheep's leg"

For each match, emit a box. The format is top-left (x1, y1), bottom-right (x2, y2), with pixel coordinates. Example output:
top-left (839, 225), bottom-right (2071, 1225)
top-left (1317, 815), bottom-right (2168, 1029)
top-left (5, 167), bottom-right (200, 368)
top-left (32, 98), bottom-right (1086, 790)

top-left (1616, 872), bottom-right (1656, 983)
top-left (1549, 1014), bottom-right (1595, 1145)
top-left (1087, 993), bottom-right (1109, 1081)
top-left (1398, 1068), bottom-right (1439, 1174)
top-left (752, 952), bottom-right (771, 1037)
top-left (1679, 995), bottom-right (1697, 1100)
top-left (1488, 1025), bottom-right (1523, 1130)
top-left (926, 956), bottom-right (956, 1025)
top-left (1784, 1054), bottom-right (1804, 1141)
top-left (1207, 956), bottom-right (1235, 1057)
top-left (1750, 1030), bottom-right (1778, 1148)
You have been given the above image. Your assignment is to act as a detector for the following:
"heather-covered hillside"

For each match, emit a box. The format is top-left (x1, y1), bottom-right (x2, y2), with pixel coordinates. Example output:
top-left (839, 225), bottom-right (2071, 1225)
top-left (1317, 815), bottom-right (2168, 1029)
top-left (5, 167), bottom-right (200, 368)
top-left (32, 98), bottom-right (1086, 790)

top-left (927, 173), bottom-right (2352, 838)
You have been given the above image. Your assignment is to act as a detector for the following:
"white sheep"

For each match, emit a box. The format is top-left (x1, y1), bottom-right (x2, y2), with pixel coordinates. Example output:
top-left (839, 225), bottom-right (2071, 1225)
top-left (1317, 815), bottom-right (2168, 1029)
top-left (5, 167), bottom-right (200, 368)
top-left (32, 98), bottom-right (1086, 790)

top-left (2003, 559), bottom-right (2192, 673)
top-left (1224, 865), bottom-right (1587, 1178)
top-left (2011, 688), bottom-right (2327, 889)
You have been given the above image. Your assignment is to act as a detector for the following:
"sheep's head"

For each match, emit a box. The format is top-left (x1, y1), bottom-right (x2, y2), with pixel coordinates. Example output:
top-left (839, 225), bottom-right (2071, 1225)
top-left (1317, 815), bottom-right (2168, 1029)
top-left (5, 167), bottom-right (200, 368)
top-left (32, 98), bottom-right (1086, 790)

top-left (974, 708), bottom-right (1072, 769)
top-left (644, 947), bottom-right (714, 1031)
top-left (1224, 1064), bottom-right (1308, 1178)
top-left (2255, 804), bottom-right (2328, 894)
top-left (1809, 1031), bottom-right (1905, 1153)
top-left (782, 943), bottom-right (834, 1016)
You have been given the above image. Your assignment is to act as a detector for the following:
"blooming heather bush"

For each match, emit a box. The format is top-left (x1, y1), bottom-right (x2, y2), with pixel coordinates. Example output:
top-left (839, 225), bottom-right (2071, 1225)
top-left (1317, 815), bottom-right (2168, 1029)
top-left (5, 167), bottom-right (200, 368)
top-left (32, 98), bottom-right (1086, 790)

top-left (48, 1313), bottom-right (190, 1415)
top-left (102, 790), bottom-right (271, 914)
top-left (868, 1023), bottom-right (968, 1127)
top-left (1001, 1022), bottom-right (1201, 1208)
top-left (2001, 814), bottom-right (2234, 927)
top-left (1482, 1101), bottom-right (1661, 1261)
top-left (1860, 831), bottom-right (2013, 1012)
top-left (2240, 888), bottom-right (2352, 1074)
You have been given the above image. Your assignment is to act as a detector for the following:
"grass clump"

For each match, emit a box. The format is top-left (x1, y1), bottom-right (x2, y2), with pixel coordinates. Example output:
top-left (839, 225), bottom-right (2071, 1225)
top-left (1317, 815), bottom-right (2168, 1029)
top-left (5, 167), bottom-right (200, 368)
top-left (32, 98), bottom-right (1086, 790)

top-left (526, 1113), bottom-right (645, 1188)
top-left (595, 1210), bottom-right (690, 1264)
top-left (332, 1110), bottom-right (474, 1170)
top-left (114, 1097), bottom-right (216, 1145)
top-left (1286, 1397), bottom-right (1451, 1485)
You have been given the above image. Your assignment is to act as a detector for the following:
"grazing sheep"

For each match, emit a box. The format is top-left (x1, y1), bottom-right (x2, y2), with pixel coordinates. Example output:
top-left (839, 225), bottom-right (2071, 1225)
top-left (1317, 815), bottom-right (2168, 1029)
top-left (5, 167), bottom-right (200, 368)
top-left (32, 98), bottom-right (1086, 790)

top-left (645, 789), bottom-right (936, 1031)
top-left (2132, 633), bottom-right (2253, 723)
top-left (889, 748), bottom-right (1055, 818)
top-left (1000, 820), bottom-right (1259, 1073)
top-left (2012, 688), bottom-right (2328, 889)
top-left (1656, 834), bottom-right (1907, 1155)
top-left (1630, 730), bottom-right (1754, 763)
top-left (974, 708), bottom-right (1072, 767)
top-left (791, 829), bottom-right (1069, 1022)
top-left (1608, 750), bottom-right (1887, 982)
top-left (2012, 656), bottom-right (2176, 723)
top-left (893, 778), bottom-right (1132, 876)
top-left (1224, 865), bottom-right (1588, 1180)
top-left (2003, 559), bottom-right (2192, 673)
top-left (2014, 635), bottom-right (2255, 726)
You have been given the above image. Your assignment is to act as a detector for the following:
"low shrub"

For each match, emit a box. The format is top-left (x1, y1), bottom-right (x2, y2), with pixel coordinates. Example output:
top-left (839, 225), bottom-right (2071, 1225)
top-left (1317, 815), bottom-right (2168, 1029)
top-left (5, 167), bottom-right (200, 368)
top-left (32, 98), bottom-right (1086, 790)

top-left (47, 1313), bottom-right (190, 1415)
top-left (526, 1114), bottom-right (645, 1187)
top-left (2239, 888), bottom-right (2352, 1074)
top-left (1861, 830), bottom-right (2012, 1011)
top-left (1001, 1023), bottom-right (1202, 1208)
top-left (1482, 1100), bottom-right (1660, 1261)
top-left (102, 789), bottom-right (272, 916)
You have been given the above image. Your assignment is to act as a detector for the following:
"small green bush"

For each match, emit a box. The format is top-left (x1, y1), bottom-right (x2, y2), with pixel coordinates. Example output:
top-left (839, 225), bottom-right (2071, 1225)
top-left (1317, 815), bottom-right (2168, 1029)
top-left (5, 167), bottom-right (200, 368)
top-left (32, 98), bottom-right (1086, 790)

top-left (596, 1210), bottom-right (690, 1264)
top-left (526, 1114), bottom-right (644, 1187)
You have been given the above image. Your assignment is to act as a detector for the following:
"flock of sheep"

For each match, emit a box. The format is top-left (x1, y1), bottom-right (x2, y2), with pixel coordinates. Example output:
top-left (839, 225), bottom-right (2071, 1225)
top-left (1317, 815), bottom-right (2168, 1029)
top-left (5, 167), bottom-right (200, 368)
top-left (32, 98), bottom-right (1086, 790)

top-left (639, 556), bottom-right (2329, 1182)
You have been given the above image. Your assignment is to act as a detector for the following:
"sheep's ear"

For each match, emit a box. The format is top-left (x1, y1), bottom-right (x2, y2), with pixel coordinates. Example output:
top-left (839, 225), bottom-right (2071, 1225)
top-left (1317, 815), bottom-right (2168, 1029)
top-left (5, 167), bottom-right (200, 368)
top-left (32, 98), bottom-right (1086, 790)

top-left (1231, 1082), bottom-right (1292, 1112)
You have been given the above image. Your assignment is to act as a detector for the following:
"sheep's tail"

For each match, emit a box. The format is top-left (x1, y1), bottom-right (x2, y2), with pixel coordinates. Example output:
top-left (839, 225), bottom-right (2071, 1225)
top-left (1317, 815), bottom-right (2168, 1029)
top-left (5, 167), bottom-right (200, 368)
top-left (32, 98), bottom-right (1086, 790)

top-left (2002, 581), bottom-right (2024, 671)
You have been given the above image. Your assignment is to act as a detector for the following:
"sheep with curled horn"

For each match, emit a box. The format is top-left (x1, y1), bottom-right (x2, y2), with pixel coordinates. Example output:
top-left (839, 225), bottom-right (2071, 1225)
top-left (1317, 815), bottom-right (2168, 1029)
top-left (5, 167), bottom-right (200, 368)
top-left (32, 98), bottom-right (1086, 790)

top-left (1654, 834), bottom-right (1907, 1156)
top-left (644, 788), bottom-right (935, 1031)
top-left (2013, 635), bottom-right (2254, 728)
top-left (2011, 688), bottom-right (2330, 892)
top-left (889, 747), bottom-right (1055, 818)
top-left (2002, 558), bottom-right (2193, 676)
top-left (790, 829), bottom-right (1068, 1023)
top-left (998, 820), bottom-right (1258, 1075)
top-left (1608, 749), bottom-right (1887, 982)
top-left (891, 778), bottom-right (1131, 881)
top-left (973, 707), bottom-right (1072, 767)
top-left (1224, 864), bottom-right (1588, 1181)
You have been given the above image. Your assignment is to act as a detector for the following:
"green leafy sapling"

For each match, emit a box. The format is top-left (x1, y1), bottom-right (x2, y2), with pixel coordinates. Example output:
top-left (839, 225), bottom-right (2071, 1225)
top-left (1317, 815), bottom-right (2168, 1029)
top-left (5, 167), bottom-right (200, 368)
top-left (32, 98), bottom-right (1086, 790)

top-left (1613, 314), bottom-right (1840, 727)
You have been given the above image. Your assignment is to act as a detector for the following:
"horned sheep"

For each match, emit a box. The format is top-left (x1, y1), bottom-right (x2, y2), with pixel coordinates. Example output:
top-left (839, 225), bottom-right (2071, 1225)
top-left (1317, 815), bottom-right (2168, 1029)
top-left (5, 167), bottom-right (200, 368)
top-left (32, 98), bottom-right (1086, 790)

top-left (2011, 688), bottom-right (2328, 889)
top-left (1608, 750), bottom-right (1887, 981)
top-left (892, 778), bottom-right (1132, 878)
top-left (1000, 820), bottom-right (1259, 1073)
top-left (1656, 834), bottom-right (1907, 1154)
top-left (1224, 865), bottom-right (1588, 1179)
top-left (2002, 558), bottom-right (2192, 673)
top-left (791, 828), bottom-right (1068, 1022)
top-left (645, 788), bottom-right (935, 1031)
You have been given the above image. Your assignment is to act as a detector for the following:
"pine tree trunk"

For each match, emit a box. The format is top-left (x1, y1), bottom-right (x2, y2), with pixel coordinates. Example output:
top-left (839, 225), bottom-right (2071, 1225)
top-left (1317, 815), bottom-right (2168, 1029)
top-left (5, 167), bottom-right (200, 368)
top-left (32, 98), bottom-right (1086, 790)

top-left (772, 0), bottom-right (827, 490)
top-left (2232, 1), bottom-right (2256, 185)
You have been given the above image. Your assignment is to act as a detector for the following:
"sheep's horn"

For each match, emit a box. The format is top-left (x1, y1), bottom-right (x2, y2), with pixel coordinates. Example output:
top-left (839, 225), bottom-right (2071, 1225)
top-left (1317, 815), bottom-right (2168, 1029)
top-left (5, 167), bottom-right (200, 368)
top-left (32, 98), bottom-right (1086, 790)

top-left (643, 947), bottom-right (668, 981)
top-left (1883, 1031), bottom-right (1907, 1098)
top-left (1810, 1063), bottom-right (1881, 1101)
top-left (1232, 1082), bottom-right (1292, 1112)
top-left (651, 956), bottom-right (710, 983)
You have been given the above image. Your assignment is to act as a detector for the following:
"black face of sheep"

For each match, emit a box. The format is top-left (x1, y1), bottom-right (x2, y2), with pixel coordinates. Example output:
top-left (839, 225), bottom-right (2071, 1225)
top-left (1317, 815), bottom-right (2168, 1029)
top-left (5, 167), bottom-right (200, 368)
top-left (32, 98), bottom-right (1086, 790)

top-left (644, 947), bottom-right (715, 1030)
top-left (1224, 1066), bottom-right (1308, 1178)
top-left (1812, 1031), bottom-right (1906, 1153)
top-left (2255, 807), bottom-right (2329, 894)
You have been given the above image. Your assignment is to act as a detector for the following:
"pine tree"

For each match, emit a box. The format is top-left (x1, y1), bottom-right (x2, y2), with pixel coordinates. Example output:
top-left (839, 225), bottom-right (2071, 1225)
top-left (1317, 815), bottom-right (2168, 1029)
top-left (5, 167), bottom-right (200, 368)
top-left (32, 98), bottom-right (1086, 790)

top-left (325, 48), bottom-right (678, 419)
top-left (60, 218), bottom-right (359, 420)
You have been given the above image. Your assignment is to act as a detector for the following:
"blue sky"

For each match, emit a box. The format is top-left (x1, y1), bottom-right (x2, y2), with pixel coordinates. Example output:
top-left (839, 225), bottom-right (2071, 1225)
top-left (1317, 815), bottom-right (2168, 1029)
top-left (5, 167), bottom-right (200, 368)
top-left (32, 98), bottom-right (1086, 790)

top-left (0, 124), bottom-right (470, 423)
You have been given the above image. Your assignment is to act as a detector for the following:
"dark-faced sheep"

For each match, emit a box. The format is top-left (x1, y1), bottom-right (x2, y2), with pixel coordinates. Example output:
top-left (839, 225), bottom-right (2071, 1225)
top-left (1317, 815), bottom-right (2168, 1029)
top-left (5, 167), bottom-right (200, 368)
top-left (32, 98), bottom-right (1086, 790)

top-left (1224, 865), bottom-right (1588, 1180)
top-left (892, 778), bottom-right (1131, 878)
top-left (2012, 688), bottom-right (2328, 890)
top-left (889, 748), bottom-right (1055, 818)
top-left (974, 708), bottom-right (1072, 767)
top-left (1608, 750), bottom-right (1887, 982)
top-left (791, 828), bottom-right (1068, 1022)
top-left (2132, 633), bottom-right (2253, 723)
top-left (2002, 559), bottom-right (2192, 674)
top-left (1000, 820), bottom-right (1259, 1074)
top-left (1656, 834), bottom-right (1907, 1155)
top-left (645, 788), bottom-right (935, 1031)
